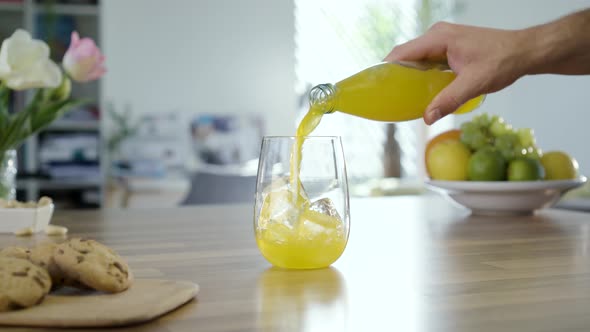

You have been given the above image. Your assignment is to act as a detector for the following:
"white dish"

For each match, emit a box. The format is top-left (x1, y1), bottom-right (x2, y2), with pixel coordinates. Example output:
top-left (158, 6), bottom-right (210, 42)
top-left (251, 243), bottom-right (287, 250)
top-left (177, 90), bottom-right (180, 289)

top-left (0, 203), bottom-right (55, 234)
top-left (425, 177), bottom-right (587, 216)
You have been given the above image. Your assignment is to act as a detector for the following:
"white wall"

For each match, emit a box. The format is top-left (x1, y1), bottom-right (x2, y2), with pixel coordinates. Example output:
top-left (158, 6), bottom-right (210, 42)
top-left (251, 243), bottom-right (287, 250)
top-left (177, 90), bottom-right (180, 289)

top-left (455, 0), bottom-right (590, 175)
top-left (100, 0), bottom-right (296, 136)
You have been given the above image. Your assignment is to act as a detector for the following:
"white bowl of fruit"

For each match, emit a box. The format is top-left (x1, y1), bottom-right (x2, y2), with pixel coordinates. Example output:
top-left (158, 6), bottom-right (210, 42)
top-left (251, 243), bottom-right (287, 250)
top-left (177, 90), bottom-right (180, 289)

top-left (424, 114), bottom-right (586, 216)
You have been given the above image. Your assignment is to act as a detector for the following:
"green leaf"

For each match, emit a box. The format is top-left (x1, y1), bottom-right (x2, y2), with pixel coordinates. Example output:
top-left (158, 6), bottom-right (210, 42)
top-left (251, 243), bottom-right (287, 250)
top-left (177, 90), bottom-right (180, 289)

top-left (0, 89), bottom-right (46, 150)
top-left (107, 102), bottom-right (125, 125)
top-left (0, 104), bottom-right (32, 151)
top-left (0, 90), bottom-right (90, 151)
top-left (30, 99), bottom-right (89, 135)
top-left (0, 111), bottom-right (8, 135)
top-left (0, 85), bottom-right (11, 134)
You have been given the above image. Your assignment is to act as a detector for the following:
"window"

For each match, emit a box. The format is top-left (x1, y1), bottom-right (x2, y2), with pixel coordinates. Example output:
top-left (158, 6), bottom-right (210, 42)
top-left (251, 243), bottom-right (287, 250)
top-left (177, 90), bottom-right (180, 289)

top-left (295, 0), bottom-right (457, 184)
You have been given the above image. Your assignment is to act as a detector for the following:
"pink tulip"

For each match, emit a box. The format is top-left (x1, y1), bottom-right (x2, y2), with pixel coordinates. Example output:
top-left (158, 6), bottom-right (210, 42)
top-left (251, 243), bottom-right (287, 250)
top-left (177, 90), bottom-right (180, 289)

top-left (62, 31), bottom-right (106, 82)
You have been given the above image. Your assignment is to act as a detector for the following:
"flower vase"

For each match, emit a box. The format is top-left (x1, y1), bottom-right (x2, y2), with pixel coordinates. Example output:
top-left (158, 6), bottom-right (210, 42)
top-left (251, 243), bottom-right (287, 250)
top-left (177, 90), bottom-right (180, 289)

top-left (0, 150), bottom-right (17, 200)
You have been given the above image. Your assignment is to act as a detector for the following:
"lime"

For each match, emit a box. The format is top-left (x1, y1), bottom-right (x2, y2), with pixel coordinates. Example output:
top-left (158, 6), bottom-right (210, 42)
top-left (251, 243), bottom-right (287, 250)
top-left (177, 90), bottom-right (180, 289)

top-left (540, 151), bottom-right (579, 180)
top-left (468, 149), bottom-right (506, 181)
top-left (507, 157), bottom-right (544, 181)
top-left (426, 140), bottom-right (471, 181)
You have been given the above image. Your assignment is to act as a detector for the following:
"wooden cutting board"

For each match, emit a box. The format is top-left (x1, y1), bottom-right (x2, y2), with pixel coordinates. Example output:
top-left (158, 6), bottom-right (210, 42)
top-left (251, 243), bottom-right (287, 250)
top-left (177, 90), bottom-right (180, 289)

top-left (0, 279), bottom-right (199, 328)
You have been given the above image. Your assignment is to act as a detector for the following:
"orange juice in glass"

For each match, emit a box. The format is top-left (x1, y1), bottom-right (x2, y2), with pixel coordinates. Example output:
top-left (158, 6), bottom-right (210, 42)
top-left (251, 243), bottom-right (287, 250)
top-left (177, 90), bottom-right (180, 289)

top-left (254, 136), bottom-right (350, 269)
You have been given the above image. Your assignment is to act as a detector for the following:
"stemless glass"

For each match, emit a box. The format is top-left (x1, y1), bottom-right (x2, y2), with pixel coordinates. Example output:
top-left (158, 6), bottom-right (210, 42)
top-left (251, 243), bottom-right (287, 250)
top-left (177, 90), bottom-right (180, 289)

top-left (254, 136), bottom-right (350, 269)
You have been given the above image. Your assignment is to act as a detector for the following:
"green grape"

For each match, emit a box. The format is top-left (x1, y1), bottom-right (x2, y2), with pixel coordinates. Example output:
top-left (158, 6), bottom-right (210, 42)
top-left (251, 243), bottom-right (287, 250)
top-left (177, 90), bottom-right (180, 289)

top-left (489, 117), bottom-right (513, 137)
top-left (499, 149), bottom-right (515, 161)
top-left (471, 132), bottom-right (490, 150)
top-left (513, 144), bottom-right (527, 158)
top-left (478, 145), bottom-right (499, 154)
top-left (517, 128), bottom-right (536, 147)
top-left (461, 131), bottom-right (490, 150)
top-left (494, 133), bottom-right (519, 160)
top-left (523, 146), bottom-right (543, 160)
top-left (472, 113), bottom-right (492, 128)
top-left (495, 133), bottom-right (519, 146)
top-left (460, 121), bottom-right (478, 133)
top-left (459, 121), bottom-right (478, 146)
top-left (459, 128), bottom-right (475, 148)
top-left (460, 123), bottom-right (490, 150)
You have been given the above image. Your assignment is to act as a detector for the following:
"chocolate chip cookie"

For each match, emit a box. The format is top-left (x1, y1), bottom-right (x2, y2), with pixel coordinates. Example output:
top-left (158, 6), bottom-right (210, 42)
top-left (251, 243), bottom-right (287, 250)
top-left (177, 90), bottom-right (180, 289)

top-left (28, 242), bottom-right (85, 289)
top-left (54, 238), bottom-right (132, 293)
top-left (0, 257), bottom-right (51, 312)
top-left (0, 246), bottom-right (31, 260)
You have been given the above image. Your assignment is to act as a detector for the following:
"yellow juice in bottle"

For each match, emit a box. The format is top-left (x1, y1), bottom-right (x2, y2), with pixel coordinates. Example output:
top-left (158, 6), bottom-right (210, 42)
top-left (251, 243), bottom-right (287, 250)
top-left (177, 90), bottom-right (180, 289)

top-left (310, 62), bottom-right (485, 121)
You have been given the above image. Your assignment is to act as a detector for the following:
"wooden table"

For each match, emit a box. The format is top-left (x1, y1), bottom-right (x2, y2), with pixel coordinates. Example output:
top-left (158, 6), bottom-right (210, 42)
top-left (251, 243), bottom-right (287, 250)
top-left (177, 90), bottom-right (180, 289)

top-left (2, 195), bottom-right (590, 332)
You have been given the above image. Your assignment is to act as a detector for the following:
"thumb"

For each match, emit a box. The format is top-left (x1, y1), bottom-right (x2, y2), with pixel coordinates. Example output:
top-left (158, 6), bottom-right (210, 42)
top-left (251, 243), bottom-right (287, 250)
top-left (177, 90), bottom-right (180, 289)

top-left (424, 74), bottom-right (480, 125)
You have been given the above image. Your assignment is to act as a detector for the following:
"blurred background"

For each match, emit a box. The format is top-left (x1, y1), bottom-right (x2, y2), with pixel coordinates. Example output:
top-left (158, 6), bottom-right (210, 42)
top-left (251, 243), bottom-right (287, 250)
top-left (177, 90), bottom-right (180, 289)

top-left (5, 0), bottom-right (590, 209)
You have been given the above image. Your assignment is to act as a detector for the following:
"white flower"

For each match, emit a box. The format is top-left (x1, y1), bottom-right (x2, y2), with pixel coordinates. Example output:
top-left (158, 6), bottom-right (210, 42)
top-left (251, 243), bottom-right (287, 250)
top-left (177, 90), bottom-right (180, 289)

top-left (0, 29), bottom-right (62, 90)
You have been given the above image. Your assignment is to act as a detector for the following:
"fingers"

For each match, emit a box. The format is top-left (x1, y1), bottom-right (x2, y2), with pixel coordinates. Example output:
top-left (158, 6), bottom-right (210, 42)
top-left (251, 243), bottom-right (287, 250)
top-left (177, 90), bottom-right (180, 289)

top-left (424, 73), bottom-right (481, 125)
top-left (382, 21), bottom-right (484, 125)
top-left (383, 23), bottom-right (449, 62)
top-left (383, 35), bottom-right (441, 62)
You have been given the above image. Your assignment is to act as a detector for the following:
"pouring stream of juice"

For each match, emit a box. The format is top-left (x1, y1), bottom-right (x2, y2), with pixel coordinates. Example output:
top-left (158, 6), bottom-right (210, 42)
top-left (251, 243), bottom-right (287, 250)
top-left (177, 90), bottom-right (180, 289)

top-left (289, 106), bottom-right (324, 198)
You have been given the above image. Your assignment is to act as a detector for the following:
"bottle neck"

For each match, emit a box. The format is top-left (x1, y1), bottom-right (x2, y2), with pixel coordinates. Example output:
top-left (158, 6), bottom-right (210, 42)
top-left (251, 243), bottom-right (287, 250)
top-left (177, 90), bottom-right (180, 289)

top-left (309, 83), bottom-right (336, 114)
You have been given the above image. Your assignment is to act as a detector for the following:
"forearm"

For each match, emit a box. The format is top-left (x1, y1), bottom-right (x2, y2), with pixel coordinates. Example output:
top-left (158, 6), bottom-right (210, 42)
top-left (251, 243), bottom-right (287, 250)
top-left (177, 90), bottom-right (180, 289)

top-left (522, 8), bottom-right (590, 75)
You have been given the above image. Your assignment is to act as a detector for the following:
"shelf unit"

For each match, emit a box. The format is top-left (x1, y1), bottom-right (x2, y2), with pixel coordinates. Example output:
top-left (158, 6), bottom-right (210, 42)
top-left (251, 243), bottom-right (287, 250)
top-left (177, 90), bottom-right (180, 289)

top-left (0, 1), bottom-right (98, 15)
top-left (0, 2), bottom-right (23, 12)
top-left (0, 0), bottom-right (103, 208)
top-left (36, 3), bottom-right (98, 16)
top-left (48, 120), bottom-right (100, 131)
